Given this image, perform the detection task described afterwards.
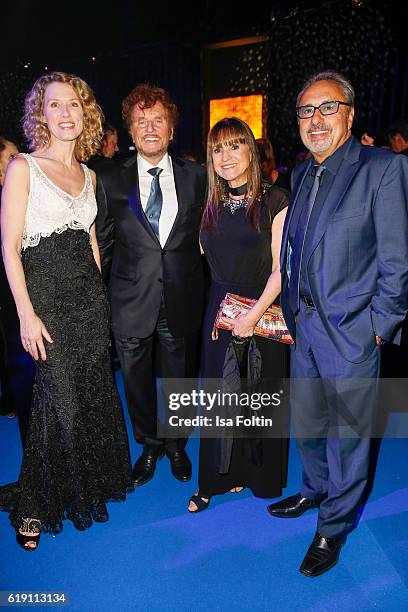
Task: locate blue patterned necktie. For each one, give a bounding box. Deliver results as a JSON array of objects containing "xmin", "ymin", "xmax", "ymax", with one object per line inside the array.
[
  {"xmin": 288, "ymin": 164, "xmax": 326, "ymax": 313},
  {"xmin": 145, "ymin": 167, "xmax": 163, "ymax": 240}
]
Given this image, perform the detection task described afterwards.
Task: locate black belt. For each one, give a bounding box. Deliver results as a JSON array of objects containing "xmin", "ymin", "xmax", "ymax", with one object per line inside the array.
[{"xmin": 300, "ymin": 295, "xmax": 315, "ymax": 308}]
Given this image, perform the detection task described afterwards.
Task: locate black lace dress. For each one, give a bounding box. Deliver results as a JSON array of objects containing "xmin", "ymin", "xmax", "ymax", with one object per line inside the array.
[
  {"xmin": 199, "ymin": 185, "xmax": 289, "ymax": 498},
  {"xmin": 0, "ymin": 155, "xmax": 133, "ymax": 534}
]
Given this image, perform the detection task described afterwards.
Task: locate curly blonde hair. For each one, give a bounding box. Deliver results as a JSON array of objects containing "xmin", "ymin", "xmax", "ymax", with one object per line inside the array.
[{"xmin": 23, "ymin": 71, "xmax": 104, "ymax": 161}]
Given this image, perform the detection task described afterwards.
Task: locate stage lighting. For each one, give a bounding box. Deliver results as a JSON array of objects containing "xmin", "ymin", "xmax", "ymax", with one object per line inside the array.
[{"xmin": 210, "ymin": 95, "xmax": 264, "ymax": 139}]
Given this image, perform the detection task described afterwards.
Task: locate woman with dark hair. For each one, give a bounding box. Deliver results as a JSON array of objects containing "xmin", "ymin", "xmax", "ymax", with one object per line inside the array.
[
  {"xmin": 188, "ymin": 118, "xmax": 289, "ymax": 512},
  {"xmin": 0, "ymin": 72, "xmax": 133, "ymax": 549},
  {"xmin": 0, "ymin": 137, "xmax": 19, "ymax": 187},
  {"xmin": 256, "ymin": 137, "xmax": 290, "ymax": 191}
]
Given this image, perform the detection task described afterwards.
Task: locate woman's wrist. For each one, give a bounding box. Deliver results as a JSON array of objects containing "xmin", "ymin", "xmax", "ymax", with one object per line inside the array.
[
  {"xmin": 17, "ymin": 303, "xmax": 35, "ymax": 320},
  {"xmin": 246, "ymin": 309, "xmax": 262, "ymax": 326}
]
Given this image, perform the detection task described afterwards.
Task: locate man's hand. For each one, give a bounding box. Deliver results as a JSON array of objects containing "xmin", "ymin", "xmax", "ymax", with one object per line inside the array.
[{"xmin": 375, "ymin": 335, "xmax": 384, "ymax": 346}]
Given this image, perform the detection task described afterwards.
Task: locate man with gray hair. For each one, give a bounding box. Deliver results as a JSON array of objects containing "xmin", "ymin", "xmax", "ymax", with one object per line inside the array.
[{"xmin": 268, "ymin": 70, "xmax": 408, "ymax": 577}]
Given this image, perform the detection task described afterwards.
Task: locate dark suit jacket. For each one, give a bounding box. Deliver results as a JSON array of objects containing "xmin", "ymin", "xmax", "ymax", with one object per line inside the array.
[
  {"xmin": 280, "ymin": 136, "xmax": 408, "ymax": 363},
  {"xmin": 95, "ymin": 155, "xmax": 206, "ymax": 338}
]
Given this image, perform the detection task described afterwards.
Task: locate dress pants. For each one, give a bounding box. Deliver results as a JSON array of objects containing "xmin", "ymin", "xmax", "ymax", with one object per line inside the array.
[
  {"xmin": 115, "ymin": 298, "xmax": 196, "ymax": 453},
  {"xmin": 290, "ymin": 300, "xmax": 380, "ymax": 538}
]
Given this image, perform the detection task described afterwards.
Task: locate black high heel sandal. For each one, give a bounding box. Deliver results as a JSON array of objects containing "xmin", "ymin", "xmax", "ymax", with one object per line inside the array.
[
  {"xmin": 16, "ymin": 518, "xmax": 41, "ymax": 551},
  {"xmin": 188, "ymin": 493, "xmax": 210, "ymax": 513}
]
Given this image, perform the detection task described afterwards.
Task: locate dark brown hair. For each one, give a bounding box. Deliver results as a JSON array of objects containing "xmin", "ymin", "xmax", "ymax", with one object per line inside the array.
[
  {"xmin": 256, "ymin": 138, "xmax": 276, "ymax": 168},
  {"xmin": 0, "ymin": 136, "xmax": 17, "ymax": 154},
  {"xmin": 122, "ymin": 84, "xmax": 178, "ymax": 131},
  {"xmin": 202, "ymin": 117, "xmax": 263, "ymax": 231}
]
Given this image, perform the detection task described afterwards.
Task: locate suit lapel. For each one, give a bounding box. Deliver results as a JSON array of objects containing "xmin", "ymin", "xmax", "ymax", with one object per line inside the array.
[
  {"xmin": 306, "ymin": 138, "xmax": 361, "ymax": 261},
  {"xmin": 163, "ymin": 157, "xmax": 186, "ymax": 248},
  {"xmin": 121, "ymin": 156, "xmax": 160, "ymax": 245},
  {"xmin": 280, "ymin": 159, "xmax": 312, "ymax": 271}
]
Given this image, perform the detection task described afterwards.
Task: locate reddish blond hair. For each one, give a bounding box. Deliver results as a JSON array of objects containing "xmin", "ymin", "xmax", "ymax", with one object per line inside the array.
[{"xmin": 122, "ymin": 83, "xmax": 178, "ymax": 131}]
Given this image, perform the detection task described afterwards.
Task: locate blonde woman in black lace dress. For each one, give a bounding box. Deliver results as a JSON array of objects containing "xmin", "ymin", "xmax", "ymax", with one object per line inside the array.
[{"xmin": 0, "ymin": 72, "xmax": 133, "ymax": 550}]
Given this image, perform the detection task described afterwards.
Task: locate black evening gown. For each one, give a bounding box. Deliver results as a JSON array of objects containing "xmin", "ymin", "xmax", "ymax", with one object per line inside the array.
[
  {"xmin": 199, "ymin": 185, "xmax": 289, "ymax": 498},
  {"xmin": 0, "ymin": 229, "xmax": 134, "ymax": 534}
]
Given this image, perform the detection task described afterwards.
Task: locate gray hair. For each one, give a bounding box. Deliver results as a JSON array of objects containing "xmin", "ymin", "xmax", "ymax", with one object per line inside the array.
[{"xmin": 296, "ymin": 70, "xmax": 355, "ymax": 107}]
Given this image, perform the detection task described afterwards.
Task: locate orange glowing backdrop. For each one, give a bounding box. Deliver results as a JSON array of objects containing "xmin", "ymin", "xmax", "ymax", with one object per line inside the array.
[{"xmin": 209, "ymin": 95, "xmax": 264, "ymax": 139}]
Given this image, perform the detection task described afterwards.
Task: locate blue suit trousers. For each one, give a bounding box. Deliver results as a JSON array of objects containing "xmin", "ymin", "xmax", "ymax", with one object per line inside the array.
[{"xmin": 290, "ymin": 300, "xmax": 380, "ymax": 538}]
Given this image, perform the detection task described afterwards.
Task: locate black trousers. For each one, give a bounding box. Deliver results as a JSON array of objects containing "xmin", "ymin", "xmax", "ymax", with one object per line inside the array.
[{"xmin": 115, "ymin": 299, "xmax": 197, "ymax": 453}]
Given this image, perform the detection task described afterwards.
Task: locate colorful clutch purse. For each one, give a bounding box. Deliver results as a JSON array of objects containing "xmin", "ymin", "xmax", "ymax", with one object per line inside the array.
[{"xmin": 213, "ymin": 293, "xmax": 294, "ymax": 344}]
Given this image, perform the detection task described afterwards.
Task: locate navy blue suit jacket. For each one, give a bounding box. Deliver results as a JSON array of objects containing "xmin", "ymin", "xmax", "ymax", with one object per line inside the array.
[{"xmin": 280, "ymin": 136, "xmax": 408, "ymax": 363}]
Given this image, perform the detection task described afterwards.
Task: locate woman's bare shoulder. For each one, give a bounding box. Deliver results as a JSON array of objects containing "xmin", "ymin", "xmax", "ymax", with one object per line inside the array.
[{"xmin": 4, "ymin": 154, "xmax": 30, "ymax": 181}]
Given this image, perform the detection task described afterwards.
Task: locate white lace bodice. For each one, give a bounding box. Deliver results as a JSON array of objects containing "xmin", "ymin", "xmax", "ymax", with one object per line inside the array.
[{"xmin": 20, "ymin": 153, "xmax": 97, "ymax": 250}]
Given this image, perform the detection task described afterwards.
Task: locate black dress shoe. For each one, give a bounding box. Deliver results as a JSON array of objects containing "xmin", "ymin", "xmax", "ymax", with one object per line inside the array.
[
  {"xmin": 267, "ymin": 493, "xmax": 321, "ymax": 518},
  {"xmin": 299, "ymin": 532, "xmax": 344, "ymax": 577},
  {"xmin": 132, "ymin": 449, "xmax": 164, "ymax": 487},
  {"xmin": 166, "ymin": 449, "xmax": 192, "ymax": 482}
]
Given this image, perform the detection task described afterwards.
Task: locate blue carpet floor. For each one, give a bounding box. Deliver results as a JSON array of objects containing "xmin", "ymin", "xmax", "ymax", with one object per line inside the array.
[{"xmin": 0, "ymin": 372, "xmax": 407, "ymax": 611}]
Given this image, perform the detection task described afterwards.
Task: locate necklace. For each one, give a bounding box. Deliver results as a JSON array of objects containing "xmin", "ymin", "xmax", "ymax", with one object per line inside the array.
[{"xmin": 222, "ymin": 196, "xmax": 251, "ymax": 214}]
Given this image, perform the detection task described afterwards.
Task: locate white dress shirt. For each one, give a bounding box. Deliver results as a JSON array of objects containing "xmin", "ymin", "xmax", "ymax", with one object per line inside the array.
[{"xmin": 137, "ymin": 153, "xmax": 178, "ymax": 247}]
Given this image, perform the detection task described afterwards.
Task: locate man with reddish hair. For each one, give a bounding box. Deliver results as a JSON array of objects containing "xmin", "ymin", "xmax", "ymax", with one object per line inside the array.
[{"xmin": 96, "ymin": 84, "xmax": 206, "ymax": 486}]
